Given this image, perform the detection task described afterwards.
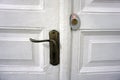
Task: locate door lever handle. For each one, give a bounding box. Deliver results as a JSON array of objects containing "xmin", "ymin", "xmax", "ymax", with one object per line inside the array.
[
  {"xmin": 30, "ymin": 38, "xmax": 50, "ymax": 43},
  {"xmin": 29, "ymin": 38, "xmax": 57, "ymax": 46},
  {"xmin": 30, "ymin": 30, "xmax": 59, "ymax": 66}
]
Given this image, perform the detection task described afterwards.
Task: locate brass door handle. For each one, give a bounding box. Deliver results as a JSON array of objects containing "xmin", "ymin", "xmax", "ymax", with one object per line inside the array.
[{"xmin": 30, "ymin": 30, "xmax": 59, "ymax": 66}]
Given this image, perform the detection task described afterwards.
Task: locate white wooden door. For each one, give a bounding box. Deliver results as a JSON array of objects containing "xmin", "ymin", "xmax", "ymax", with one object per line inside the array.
[
  {"xmin": 0, "ymin": 0, "xmax": 72, "ymax": 80},
  {"xmin": 71, "ymin": 0, "xmax": 120, "ymax": 80}
]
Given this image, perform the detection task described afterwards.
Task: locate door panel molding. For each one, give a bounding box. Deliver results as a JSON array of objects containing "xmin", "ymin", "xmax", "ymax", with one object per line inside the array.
[
  {"xmin": 0, "ymin": 29, "xmax": 51, "ymax": 72},
  {"xmin": 0, "ymin": 0, "xmax": 44, "ymax": 10},
  {"xmin": 79, "ymin": 30, "xmax": 120, "ymax": 73}
]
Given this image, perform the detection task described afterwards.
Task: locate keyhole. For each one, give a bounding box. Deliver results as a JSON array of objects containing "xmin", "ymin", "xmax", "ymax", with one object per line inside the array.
[{"xmin": 52, "ymin": 31, "xmax": 55, "ymax": 34}]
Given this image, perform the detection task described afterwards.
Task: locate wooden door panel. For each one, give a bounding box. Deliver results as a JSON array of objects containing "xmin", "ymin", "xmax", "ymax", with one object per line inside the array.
[
  {"xmin": 0, "ymin": 28, "xmax": 49, "ymax": 71},
  {"xmin": 79, "ymin": 14, "xmax": 120, "ymax": 29},
  {"xmin": 81, "ymin": 0, "xmax": 120, "ymax": 12},
  {"xmin": 80, "ymin": 31, "xmax": 120, "ymax": 73},
  {"xmin": 74, "ymin": 0, "xmax": 120, "ymax": 29},
  {"xmin": 0, "ymin": 0, "xmax": 43, "ymax": 10},
  {"xmin": 72, "ymin": 0, "xmax": 120, "ymax": 80},
  {"xmin": 0, "ymin": 28, "xmax": 59, "ymax": 80},
  {"xmin": 72, "ymin": 31, "xmax": 120, "ymax": 80},
  {"xmin": 0, "ymin": 0, "xmax": 59, "ymax": 79},
  {"xmin": 0, "ymin": 0, "xmax": 58, "ymax": 28}
]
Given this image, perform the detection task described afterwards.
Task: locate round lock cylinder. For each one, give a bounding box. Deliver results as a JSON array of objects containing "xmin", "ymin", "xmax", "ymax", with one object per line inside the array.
[{"xmin": 70, "ymin": 13, "xmax": 80, "ymax": 30}]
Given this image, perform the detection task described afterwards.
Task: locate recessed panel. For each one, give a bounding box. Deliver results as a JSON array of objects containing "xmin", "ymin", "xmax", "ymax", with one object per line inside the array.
[
  {"xmin": 0, "ymin": 41, "xmax": 32, "ymax": 60},
  {"xmin": 0, "ymin": 29, "xmax": 42, "ymax": 66},
  {"xmin": 80, "ymin": 31, "xmax": 120, "ymax": 73},
  {"xmin": 0, "ymin": 0, "xmax": 40, "ymax": 5},
  {"xmin": 0, "ymin": 29, "xmax": 49, "ymax": 72},
  {"xmin": 0, "ymin": 0, "xmax": 43, "ymax": 10},
  {"xmin": 81, "ymin": 0, "xmax": 120, "ymax": 12},
  {"xmin": 92, "ymin": 43, "xmax": 120, "ymax": 61}
]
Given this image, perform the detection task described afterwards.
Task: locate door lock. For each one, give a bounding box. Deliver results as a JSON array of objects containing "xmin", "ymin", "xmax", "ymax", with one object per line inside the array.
[
  {"xmin": 70, "ymin": 13, "xmax": 80, "ymax": 30},
  {"xmin": 30, "ymin": 30, "xmax": 60, "ymax": 66}
]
